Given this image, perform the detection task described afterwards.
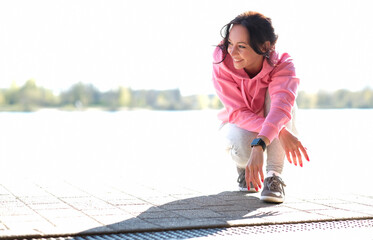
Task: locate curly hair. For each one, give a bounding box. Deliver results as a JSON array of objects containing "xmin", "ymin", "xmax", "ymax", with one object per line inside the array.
[{"xmin": 217, "ymin": 11, "xmax": 278, "ymax": 65}]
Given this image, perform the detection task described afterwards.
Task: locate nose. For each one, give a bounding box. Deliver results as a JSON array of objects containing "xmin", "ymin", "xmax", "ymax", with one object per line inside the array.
[{"xmin": 229, "ymin": 45, "xmax": 238, "ymax": 56}]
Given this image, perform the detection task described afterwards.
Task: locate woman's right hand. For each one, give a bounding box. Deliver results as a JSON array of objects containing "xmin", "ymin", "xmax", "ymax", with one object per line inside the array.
[
  {"xmin": 245, "ymin": 146, "xmax": 265, "ymax": 191},
  {"xmin": 278, "ymin": 128, "xmax": 309, "ymax": 167}
]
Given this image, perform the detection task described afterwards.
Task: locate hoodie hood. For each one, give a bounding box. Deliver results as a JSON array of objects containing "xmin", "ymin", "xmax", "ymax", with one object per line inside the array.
[{"xmin": 212, "ymin": 45, "xmax": 299, "ymax": 143}]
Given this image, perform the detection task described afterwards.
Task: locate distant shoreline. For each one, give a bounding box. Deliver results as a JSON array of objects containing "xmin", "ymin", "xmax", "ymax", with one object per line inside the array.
[{"xmin": 0, "ymin": 106, "xmax": 222, "ymax": 113}]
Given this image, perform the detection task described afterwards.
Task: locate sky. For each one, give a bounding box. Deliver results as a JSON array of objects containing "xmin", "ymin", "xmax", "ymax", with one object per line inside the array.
[{"xmin": 0, "ymin": 0, "xmax": 372, "ymax": 95}]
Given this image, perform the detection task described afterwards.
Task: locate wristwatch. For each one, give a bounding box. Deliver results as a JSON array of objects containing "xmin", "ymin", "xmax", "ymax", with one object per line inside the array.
[{"xmin": 251, "ymin": 138, "xmax": 266, "ymax": 151}]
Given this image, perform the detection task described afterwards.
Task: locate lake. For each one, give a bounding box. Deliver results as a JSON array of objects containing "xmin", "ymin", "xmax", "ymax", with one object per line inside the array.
[{"xmin": 0, "ymin": 109, "xmax": 372, "ymax": 194}]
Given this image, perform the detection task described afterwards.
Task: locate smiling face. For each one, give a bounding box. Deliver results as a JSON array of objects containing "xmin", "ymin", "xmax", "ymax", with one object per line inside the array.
[{"xmin": 227, "ymin": 24, "xmax": 265, "ymax": 77}]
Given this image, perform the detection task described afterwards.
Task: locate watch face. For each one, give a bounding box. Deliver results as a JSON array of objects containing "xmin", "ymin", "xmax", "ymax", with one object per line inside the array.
[
  {"xmin": 251, "ymin": 138, "xmax": 266, "ymax": 151},
  {"xmin": 252, "ymin": 138, "xmax": 261, "ymax": 145}
]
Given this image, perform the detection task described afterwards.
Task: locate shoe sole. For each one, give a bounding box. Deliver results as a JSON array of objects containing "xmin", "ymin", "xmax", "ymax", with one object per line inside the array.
[
  {"xmin": 260, "ymin": 196, "xmax": 284, "ymax": 203},
  {"xmin": 239, "ymin": 187, "xmax": 259, "ymax": 193}
]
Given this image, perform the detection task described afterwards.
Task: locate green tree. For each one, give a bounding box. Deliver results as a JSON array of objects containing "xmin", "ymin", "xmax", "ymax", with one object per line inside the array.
[
  {"xmin": 359, "ymin": 87, "xmax": 373, "ymax": 108},
  {"xmin": 19, "ymin": 79, "xmax": 40, "ymax": 111},
  {"xmin": 332, "ymin": 89, "xmax": 352, "ymax": 108},
  {"xmin": 145, "ymin": 90, "xmax": 159, "ymax": 109},
  {"xmin": 5, "ymin": 81, "xmax": 20, "ymax": 105},
  {"xmin": 196, "ymin": 95, "xmax": 210, "ymax": 109},
  {"xmin": 118, "ymin": 87, "xmax": 132, "ymax": 108},
  {"xmin": 131, "ymin": 90, "xmax": 147, "ymax": 109},
  {"xmin": 100, "ymin": 90, "xmax": 120, "ymax": 111},
  {"xmin": 209, "ymin": 95, "xmax": 223, "ymax": 109},
  {"xmin": 316, "ymin": 90, "xmax": 333, "ymax": 108},
  {"xmin": 155, "ymin": 93, "xmax": 170, "ymax": 110},
  {"xmin": 297, "ymin": 91, "xmax": 311, "ymax": 108},
  {"xmin": 0, "ymin": 90, "xmax": 5, "ymax": 106},
  {"xmin": 155, "ymin": 89, "xmax": 182, "ymax": 110},
  {"xmin": 39, "ymin": 88, "xmax": 60, "ymax": 107},
  {"xmin": 180, "ymin": 95, "xmax": 197, "ymax": 109},
  {"xmin": 60, "ymin": 82, "xmax": 100, "ymax": 108}
]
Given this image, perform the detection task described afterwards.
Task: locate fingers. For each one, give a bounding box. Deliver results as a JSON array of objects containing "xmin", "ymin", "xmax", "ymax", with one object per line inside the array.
[
  {"xmin": 245, "ymin": 166, "xmax": 250, "ymax": 187},
  {"xmin": 295, "ymin": 149, "xmax": 303, "ymax": 167},
  {"xmin": 299, "ymin": 144, "xmax": 310, "ymax": 161},
  {"xmin": 259, "ymin": 169, "xmax": 264, "ymax": 184},
  {"xmin": 291, "ymin": 151, "xmax": 297, "ymax": 166},
  {"xmin": 245, "ymin": 166, "xmax": 263, "ymax": 191},
  {"xmin": 250, "ymin": 168, "xmax": 261, "ymax": 191},
  {"xmin": 294, "ymin": 142, "xmax": 310, "ymax": 167},
  {"xmin": 253, "ymin": 168, "xmax": 261, "ymax": 189},
  {"xmin": 283, "ymin": 139, "xmax": 310, "ymax": 167},
  {"xmin": 285, "ymin": 151, "xmax": 292, "ymax": 164}
]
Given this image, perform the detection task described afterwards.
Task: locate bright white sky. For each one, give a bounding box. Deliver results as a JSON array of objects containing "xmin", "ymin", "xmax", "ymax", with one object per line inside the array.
[{"xmin": 0, "ymin": 0, "xmax": 372, "ymax": 95}]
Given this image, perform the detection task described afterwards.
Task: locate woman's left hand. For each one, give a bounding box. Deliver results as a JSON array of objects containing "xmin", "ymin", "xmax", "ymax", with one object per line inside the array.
[{"xmin": 279, "ymin": 128, "xmax": 309, "ymax": 167}]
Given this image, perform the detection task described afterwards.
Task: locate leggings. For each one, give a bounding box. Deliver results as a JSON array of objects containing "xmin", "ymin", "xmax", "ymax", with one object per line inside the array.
[{"xmin": 219, "ymin": 92, "xmax": 297, "ymax": 174}]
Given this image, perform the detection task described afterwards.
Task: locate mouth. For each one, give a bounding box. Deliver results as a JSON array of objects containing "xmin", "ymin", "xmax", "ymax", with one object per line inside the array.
[{"xmin": 233, "ymin": 59, "xmax": 244, "ymax": 63}]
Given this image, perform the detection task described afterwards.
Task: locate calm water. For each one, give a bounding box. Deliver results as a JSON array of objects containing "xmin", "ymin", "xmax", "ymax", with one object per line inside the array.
[{"xmin": 0, "ymin": 109, "xmax": 372, "ymax": 192}]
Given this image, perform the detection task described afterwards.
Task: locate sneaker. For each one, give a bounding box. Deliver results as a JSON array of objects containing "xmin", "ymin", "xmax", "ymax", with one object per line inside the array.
[
  {"xmin": 237, "ymin": 168, "xmax": 258, "ymax": 193},
  {"xmin": 260, "ymin": 175, "xmax": 286, "ymax": 203}
]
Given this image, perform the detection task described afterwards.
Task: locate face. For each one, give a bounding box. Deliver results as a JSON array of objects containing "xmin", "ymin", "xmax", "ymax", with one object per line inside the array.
[{"xmin": 227, "ymin": 24, "xmax": 264, "ymax": 75}]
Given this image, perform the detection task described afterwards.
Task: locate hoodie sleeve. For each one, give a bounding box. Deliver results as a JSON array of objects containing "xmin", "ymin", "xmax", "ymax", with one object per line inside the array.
[
  {"xmin": 212, "ymin": 51, "xmax": 265, "ymax": 133},
  {"xmin": 258, "ymin": 55, "xmax": 299, "ymax": 143}
]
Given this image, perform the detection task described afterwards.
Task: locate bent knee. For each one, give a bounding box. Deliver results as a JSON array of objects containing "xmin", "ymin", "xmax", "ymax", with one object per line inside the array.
[{"xmin": 226, "ymin": 143, "xmax": 249, "ymax": 169}]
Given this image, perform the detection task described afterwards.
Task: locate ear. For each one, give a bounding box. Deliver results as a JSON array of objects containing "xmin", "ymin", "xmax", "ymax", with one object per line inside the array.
[{"xmin": 261, "ymin": 41, "xmax": 271, "ymax": 52}]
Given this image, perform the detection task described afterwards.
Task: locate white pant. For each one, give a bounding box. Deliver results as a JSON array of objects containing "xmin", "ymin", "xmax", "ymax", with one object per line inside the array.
[{"xmin": 219, "ymin": 93, "xmax": 297, "ymax": 174}]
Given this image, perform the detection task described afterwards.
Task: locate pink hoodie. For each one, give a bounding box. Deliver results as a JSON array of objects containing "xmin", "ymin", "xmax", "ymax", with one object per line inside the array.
[{"xmin": 212, "ymin": 46, "xmax": 299, "ymax": 143}]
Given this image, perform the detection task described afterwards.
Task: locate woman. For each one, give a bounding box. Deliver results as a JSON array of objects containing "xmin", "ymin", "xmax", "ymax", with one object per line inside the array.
[{"xmin": 212, "ymin": 11, "xmax": 309, "ymax": 203}]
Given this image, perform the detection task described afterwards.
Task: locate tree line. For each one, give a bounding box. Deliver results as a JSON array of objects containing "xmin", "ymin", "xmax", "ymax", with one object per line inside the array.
[
  {"xmin": 296, "ymin": 88, "xmax": 373, "ymax": 109},
  {"xmin": 0, "ymin": 79, "xmax": 372, "ymax": 111},
  {"xmin": 0, "ymin": 79, "xmax": 223, "ymax": 111}
]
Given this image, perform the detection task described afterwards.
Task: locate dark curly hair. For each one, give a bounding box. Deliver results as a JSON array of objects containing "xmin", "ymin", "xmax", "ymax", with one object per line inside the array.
[{"xmin": 217, "ymin": 11, "xmax": 278, "ymax": 65}]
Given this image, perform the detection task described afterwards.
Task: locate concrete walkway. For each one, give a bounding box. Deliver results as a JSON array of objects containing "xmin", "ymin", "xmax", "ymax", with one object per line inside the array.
[
  {"xmin": 1, "ymin": 110, "xmax": 373, "ymax": 238},
  {"xmin": 1, "ymin": 175, "xmax": 372, "ymax": 239}
]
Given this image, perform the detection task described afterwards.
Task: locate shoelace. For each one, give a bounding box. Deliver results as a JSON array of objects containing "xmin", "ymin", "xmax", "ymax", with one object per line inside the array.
[
  {"xmin": 237, "ymin": 170, "xmax": 246, "ymax": 185},
  {"xmin": 267, "ymin": 176, "xmax": 287, "ymax": 195}
]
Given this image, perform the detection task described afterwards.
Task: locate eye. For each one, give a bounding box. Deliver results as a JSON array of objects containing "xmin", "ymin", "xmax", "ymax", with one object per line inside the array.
[
  {"xmin": 238, "ymin": 45, "xmax": 246, "ymax": 49},
  {"xmin": 227, "ymin": 41, "xmax": 232, "ymax": 45}
]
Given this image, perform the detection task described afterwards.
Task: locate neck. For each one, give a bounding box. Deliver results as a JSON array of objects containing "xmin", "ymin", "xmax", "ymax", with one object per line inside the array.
[{"xmin": 244, "ymin": 57, "xmax": 264, "ymax": 78}]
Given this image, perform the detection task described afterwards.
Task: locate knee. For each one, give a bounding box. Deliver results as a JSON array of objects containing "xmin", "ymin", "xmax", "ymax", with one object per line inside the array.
[
  {"xmin": 220, "ymin": 123, "xmax": 256, "ymax": 168},
  {"xmin": 226, "ymin": 143, "xmax": 249, "ymax": 169}
]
